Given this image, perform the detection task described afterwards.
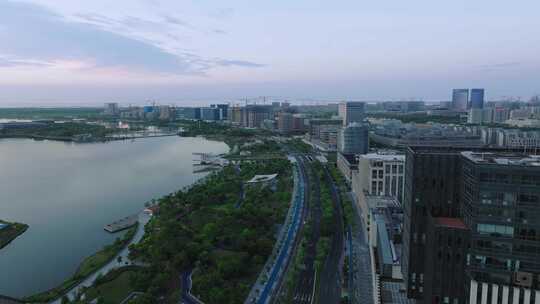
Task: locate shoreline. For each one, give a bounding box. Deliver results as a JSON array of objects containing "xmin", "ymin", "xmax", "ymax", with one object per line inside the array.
[
  {"xmin": 0, "ymin": 133, "xmax": 179, "ymax": 143},
  {"xmin": 0, "ymin": 131, "xmax": 231, "ymax": 301},
  {"xmin": 0, "ymin": 221, "xmax": 29, "ymax": 251},
  {"xmin": 21, "ymin": 221, "xmax": 141, "ymax": 303}
]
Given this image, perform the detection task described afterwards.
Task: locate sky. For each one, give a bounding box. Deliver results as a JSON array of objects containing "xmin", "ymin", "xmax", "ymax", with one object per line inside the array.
[{"xmin": 0, "ymin": 0, "xmax": 539, "ymax": 106}]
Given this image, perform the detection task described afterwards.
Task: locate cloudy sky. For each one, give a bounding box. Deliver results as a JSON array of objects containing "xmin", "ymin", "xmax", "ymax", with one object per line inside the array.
[{"xmin": 0, "ymin": 0, "xmax": 539, "ymax": 105}]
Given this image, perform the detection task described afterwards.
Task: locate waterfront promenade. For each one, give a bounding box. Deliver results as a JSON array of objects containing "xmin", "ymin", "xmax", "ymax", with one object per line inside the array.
[{"xmin": 50, "ymin": 212, "xmax": 151, "ymax": 303}]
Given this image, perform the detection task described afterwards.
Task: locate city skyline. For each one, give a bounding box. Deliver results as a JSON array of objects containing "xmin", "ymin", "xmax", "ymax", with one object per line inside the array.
[{"xmin": 1, "ymin": 0, "xmax": 540, "ymax": 105}]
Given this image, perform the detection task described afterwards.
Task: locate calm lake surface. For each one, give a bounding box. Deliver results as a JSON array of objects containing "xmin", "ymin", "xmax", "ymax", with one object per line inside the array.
[{"xmin": 0, "ymin": 136, "xmax": 228, "ymax": 298}]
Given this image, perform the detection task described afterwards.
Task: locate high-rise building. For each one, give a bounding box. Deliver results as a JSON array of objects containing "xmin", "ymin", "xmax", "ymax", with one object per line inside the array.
[
  {"xmin": 244, "ymin": 105, "xmax": 272, "ymax": 128},
  {"xmin": 339, "ymin": 101, "xmax": 365, "ymax": 126},
  {"xmin": 277, "ymin": 112, "xmax": 294, "ymax": 134},
  {"xmin": 470, "ymin": 89, "xmax": 485, "ymax": 109},
  {"xmin": 104, "ymin": 103, "xmax": 119, "ymax": 116},
  {"xmin": 402, "ymin": 147, "xmax": 471, "ymax": 302},
  {"xmin": 460, "ymin": 152, "xmax": 540, "ymax": 304},
  {"xmin": 452, "ymin": 89, "xmax": 469, "ymax": 111},
  {"xmin": 228, "ymin": 106, "xmax": 244, "ymax": 125},
  {"xmin": 337, "ymin": 122, "xmax": 369, "ymax": 154},
  {"xmin": 402, "ymin": 146, "xmax": 540, "ymax": 304},
  {"xmin": 211, "ymin": 104, "xmax": 229, "ymax": 120}
]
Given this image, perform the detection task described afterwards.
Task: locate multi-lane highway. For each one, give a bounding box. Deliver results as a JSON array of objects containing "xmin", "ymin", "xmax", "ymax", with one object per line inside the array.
[
  {"xmin": 291, "ymin": 155, "xmax": 321, "ymax": 304},
  {"xmin": 245, "ymin": 155, "xmax": 307, "ymax": 304}
]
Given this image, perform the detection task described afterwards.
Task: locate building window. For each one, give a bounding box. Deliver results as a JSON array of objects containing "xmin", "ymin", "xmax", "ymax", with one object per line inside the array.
[
  {"xmin": 399, "ymin": 165, "xmax": 404, "ymax": 173},
  {"xmin": 477, "ymin": 223, "xmax": 514, "ymax": 237},
  {"xmin": 372, "ymin": 170, "xmax": 377, "ymax": 179},
  {"xmin": 392, "ymin": 164, "xmax": 397, "ymax": 174},
  {"xmin": 378, "ymin": 170, "xmax": 384, "ymax": 178},
  {"xmin": 385, "ymin": 165, "xmax": 390, "ymax": 174}
]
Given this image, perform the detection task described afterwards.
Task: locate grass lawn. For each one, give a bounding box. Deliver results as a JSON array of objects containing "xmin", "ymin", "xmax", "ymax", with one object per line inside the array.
[{"xmin": 84, "ymin": 270, "xmax": 136, "ymax": 304}]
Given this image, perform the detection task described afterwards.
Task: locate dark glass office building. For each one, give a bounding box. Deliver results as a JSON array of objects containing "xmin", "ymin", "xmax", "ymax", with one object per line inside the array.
[
  {"xmin": 469, "ymin": 89, "xmax": 485, "ymax": 109},
  {"xmin": 402, "ymin": 146, "xmax": 540, "ymax": 304}
]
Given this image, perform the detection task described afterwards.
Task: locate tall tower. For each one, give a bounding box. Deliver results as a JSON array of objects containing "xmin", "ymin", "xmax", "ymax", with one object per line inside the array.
[
  {"xmin": 338, "ymin": 101, "xmax": 365, "ymax": 126},
  {"xmin": 470, "ymin": 88, "xmax": 485, "ymax": 109},
  {"xmin": 452, "ymin": 89, "xmax": 469, "ymax": 111}
]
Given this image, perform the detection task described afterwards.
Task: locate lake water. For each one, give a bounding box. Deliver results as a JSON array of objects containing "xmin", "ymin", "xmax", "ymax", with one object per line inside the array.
[{"xmin": 0, "ymin": 136, "xmax": 228, "ymax": 298}]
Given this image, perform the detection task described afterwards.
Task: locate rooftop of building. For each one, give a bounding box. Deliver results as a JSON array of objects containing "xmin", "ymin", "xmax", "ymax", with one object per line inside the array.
[
  {"xmin": 433, "ymin": 217, "xmax": 468, "ymax": 230},
  {"xmin": 375, "ymin": 214, "xmax": 395, "ymax": 265},
  {"xmin": 338, "ymin": 152, "xmax": 359, "ymax": 165},
  {"xmin": 461, "ymin": 151, "xmax": 540, "ymax": 166},
  {"xmin": 246, "ymin": 173, "xmax": 278, "ymax": 183},
  {"xmin": 308, "ymin": 118, "xmax": 343, "ymax": 125},
  {"xmin": 359, "ymin": 151, "xmax": 405, "ymax": 161},
  {"xmin": 364, "ymin": 193, "xmax": 401, "ymax": 209}
]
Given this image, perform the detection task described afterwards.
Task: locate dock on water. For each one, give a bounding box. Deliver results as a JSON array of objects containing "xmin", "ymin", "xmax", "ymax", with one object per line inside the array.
[{"xmin": 104, "ymin": 214, "xmax": 138, "ymax": 233}]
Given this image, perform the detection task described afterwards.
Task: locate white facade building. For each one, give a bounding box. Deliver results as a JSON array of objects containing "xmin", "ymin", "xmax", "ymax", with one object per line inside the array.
[{"xmin": 352, "ymin": 152, "xmax": 405, "ymax": 203}]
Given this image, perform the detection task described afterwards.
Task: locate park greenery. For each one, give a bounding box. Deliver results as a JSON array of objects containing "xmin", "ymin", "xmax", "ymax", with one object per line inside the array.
[
  {"xmin": 69, "ymin": 266, "xmax": 144, "ymax": 304},
  {"xmin": 328, "ymin": 165, "xmax": 356, "ymax": 229},
  {"xmin": 0, "ymin": 220, "xmax": 28, "ymax": 250},
  {"xmin": 122, "ymin": 155, "xmax": 293, "ymax": 303},
  {"xmin": 177, "ymin": 119, "xmax": 272, "ymax": 148},
  {"xmin": 0, "ymin": 122, "xmax": 114, "ymax": 141},
  {"xmin": 24, "ymin": 224, "xmax": 138, "ymax": 303},
  {"xmin": 0, "ymin": 107, "xmax": 103, "ymax": 120}
]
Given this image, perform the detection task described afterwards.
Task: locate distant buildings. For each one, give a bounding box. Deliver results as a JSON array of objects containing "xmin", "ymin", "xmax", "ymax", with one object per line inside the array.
[
  {"xmin": 103, "ymin": 103, "xmax": 119, "ymax": 116},
  {"xmin": 0, "ymin": 121, "xmax": 48, "ymax": 130},
  {"xmin": 339, "ymin": 101, "xmax": 365, "ymax": 126},
  {"xmin": 468, "ymin": 106, "xmax": 510, "ymax": 124},
  {"xmin": 338, "ymin": 122, "xmax": 369, "ymax": 155},
  {"xmin": 382, "ymin": 101, "xmax": 425, "ymax": 113},
  {"xmin": 120, "ymin": 105, "xmax": 175, "ymax": 121},
  {"xmin": 307, "ymin": 119, "xmax": 343, "ymax": 151},
  {"xmin": 452, "ymin": 89, "xmax": 469, "ymax": 111},
  {"xmin": 211, "ymin": 104, "xmax": 229, "ymax": 120},
  {"xmin": 244, "ymin": 105, "xmax": 273, "ymax": 128},
  {"xmin": 453, "ymin": 88, "xmax": 486, "ymax": 112},
  {"xmin": 370, "ymin": 119, "xmax": 483, "ymax": 147},
  {"xmin": 277, "ymin": 112, "xmax": 307, "ymax": 134},
  {"xmin": 470, "ymin": 88, "xmax": 485, "ymax": 109}
]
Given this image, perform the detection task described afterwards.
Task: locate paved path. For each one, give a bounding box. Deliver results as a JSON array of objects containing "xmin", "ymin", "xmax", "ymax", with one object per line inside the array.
[
  {"xmin": 180, "ymin": 270, "xmax": 204, "ymax": 304},
  {"xmin": 245, "ymin": 155, "xmax": 307, "ymax": 304},
  {"xmin": 50, "ymin": 212, "xmax": 151, "ymax": 303},
  {"xmin": 292, "ymin": 155, "xmax": 320, "ymax": 304}
]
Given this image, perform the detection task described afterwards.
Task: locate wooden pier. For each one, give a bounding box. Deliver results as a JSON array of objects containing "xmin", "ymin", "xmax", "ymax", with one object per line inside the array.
[{"xmin": 104, "ymin": 214, "xmax": 138, "ymax": 233}]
